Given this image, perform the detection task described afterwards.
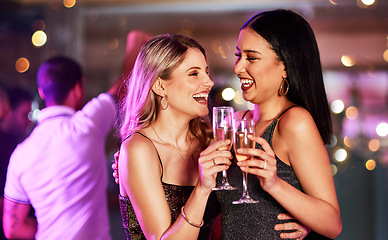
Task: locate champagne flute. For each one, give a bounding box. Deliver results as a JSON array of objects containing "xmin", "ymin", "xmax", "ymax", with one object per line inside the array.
[
  {"xmin": 232, "ymin": 118, "xmax": 259, "ymax": 204},
  {"xmin": 212, "ymin": 106, "xmax": 237, "ymax": 191}
]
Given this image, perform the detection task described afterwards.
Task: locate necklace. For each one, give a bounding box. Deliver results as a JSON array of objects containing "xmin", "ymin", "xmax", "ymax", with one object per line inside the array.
[{"xmin": 151, "ymin": 125, "xmax": 192, "ymax": 160}]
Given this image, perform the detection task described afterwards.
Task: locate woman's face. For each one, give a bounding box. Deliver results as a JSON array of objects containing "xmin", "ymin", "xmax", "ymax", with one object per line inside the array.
[
  {"xmin": 164, "ymin": 47, "xmax": 214, "ymax": 118},
  {"xmin": 234, "ymin": 28, "xmax": 286, "ymax": 105}
]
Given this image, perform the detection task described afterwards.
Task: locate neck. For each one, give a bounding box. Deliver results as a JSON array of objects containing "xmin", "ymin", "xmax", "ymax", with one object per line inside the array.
[
  {"xmin": 152, "ymin": 112, "xmax": 192, "ymax": 147},
  {"xmin": 255, "ymin": 98, "xmax": 293, "ymax": 122}
]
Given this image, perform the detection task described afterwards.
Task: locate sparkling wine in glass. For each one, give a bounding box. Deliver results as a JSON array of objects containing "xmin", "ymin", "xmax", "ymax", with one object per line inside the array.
[
  {"xmin": 232, "ymin": 118, "xmax": 259, "ymax": 204},
  {"xmin": 212, "ymin": 106, "xmax": 237, "ymax": 191}
]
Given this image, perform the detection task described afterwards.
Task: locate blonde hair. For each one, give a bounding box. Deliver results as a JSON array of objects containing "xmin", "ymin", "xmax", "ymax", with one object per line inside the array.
[{"xmin": 118, "ymin": 34, "xmax": 212, "ymax": 151}]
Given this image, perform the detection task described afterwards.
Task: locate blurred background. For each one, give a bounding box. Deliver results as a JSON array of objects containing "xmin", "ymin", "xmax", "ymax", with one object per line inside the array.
[{"xmin": 1, "ymin": 0, "xmax": 387, "ymax": 239}]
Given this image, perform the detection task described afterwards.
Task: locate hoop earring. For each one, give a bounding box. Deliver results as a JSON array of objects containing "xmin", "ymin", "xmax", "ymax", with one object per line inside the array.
[
  {"xmin": 160, "ymin": 95, "xmax": 169, "ymax": 110},
  {"xmin": 278, "ymin": 77, "xmax": 289, "ymax": 96}
]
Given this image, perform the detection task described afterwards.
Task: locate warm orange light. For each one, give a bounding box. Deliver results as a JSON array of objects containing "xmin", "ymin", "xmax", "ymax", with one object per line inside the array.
[
  {"xmin": 15, "ymin": 57, "xmax": 30, "ymax": 73},
  {"xmin": 365, "ymin": 159, "xmax": 376, "ymax": 171},
  {"xmin": 32, "ymin": 30, "xmax": 47, "ymax": 47},
  {"xmin": 343, "ymin": 136, "xmax": 354, "ymax": 148},
  {"xmin": 346, "ymin": 106, "xmax": 358, "ymax": 120},
  {"xmin": 368, "ymin": 139, "xmax": 380, "ymax": 152},
  {"xmin": 64, "ymin": 0, "xmax": 76, "ymax": 8},
  {"xmin": 341, "ymin": 55, "xmax": 356, "ymax": 67}
]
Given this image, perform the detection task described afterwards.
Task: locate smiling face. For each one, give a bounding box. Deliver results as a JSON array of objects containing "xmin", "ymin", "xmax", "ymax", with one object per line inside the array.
[
  {"xmin": 234, "ymin": 28, "xmax": 287, "ymax": 105},
  {"xmin": 161, "ymin": 47, "xmax": 214, "ymax": 118}
]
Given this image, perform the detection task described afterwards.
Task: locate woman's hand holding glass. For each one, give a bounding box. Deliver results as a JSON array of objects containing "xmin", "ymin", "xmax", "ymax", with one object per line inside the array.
[
  {"xmin": 212, "ymin": 106, "xmax": 237, "ymax": 190},
  {"xmin": 197, "ymin": 140, "xmax": 233, "ymax": 192},
  {"xmin": 235, "ymin": 135, "xmax": 279, "ymax": 193}
]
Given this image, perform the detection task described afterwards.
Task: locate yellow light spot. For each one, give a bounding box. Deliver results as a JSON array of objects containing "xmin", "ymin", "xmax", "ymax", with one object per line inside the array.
[
  {"xmin": 368, "ymin": 139, "xmax": 380, "ymax": 152},
  {"xmin": 341, "ymin": 55, "xmax": 356, "ymax": 67},
  {"xmin": 31, "ymin": 30, "xmax": 47, "ymax": 47},
  {"xmin": 343, "ymin": 136, "xmax": 353, "ymax": 148},
  {"xmin": 383, "ymin": 49, "xmax": 388, "ymax": 63},
  {"xmin": 365, "ymin": 159, "xmax": 376, "ymax": 171},
  {"xmin": 15, "ymin": 57, "xmax": 30, "ymax": 73},
  {"xmin": 63, "ymin": 0, "xmax": 76, "ymax": 8},
  {"xmin": 345, "ymin": 106, "xmax": 358, "ymax": 120}
]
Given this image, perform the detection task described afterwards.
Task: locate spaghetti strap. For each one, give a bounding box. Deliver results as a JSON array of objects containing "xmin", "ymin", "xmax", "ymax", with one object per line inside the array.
[
  {"xmin": 127, "ymin": 132, "xmax": 165, "ymax": 181},
  {"xmin": 276, "ymin": 105, "xmax": 298, "ymax": 120},
  {"xmin": 241, "ymin": 110, "xmax": 250, "ymax": 119}
]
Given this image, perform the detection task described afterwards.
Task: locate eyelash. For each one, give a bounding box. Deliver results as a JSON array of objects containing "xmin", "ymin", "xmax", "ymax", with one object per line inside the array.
[
  {"xmin": 235, "ymin": 53, "xmax": 256, "ymax": 62},
  {"xmin": 189, "ymin": 71, "xmax": 199, "ymax": 76}
]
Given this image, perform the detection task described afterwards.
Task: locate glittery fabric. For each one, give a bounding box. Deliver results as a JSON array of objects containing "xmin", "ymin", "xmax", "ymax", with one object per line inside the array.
[
  {"xmin": 119, "ymin": 182, "xmax": 219, "ymax": 240},
  {"xmin": 216, "ymin": 118, "xmax": 331, "ymax": 240}
]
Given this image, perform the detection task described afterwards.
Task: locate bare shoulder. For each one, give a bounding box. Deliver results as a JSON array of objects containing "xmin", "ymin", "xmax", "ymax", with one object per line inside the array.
[
  {"xmin": 277, "ymin": 106, "xmax": 319, "ymax": 138},
  {"xmin": 120, "ymin": 132, "xmax": 160, "ymax": 166}
]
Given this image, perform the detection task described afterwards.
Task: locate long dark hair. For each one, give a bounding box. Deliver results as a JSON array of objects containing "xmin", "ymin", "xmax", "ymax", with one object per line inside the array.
[{"xmin": 243, "ymin": 9, "xmax": 332, "ymax": 144}]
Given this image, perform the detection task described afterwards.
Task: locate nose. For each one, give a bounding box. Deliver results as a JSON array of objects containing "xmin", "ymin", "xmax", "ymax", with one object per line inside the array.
[
  {"xmin": 234, "ymin": 58, "xmax": 245, "ymax": 75},
  {"xmin": 202, "ymin": 75, "xmax": 214, "ymax": 88}
]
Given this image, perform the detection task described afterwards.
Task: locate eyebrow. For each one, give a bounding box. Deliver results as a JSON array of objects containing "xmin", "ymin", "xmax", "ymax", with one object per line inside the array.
[
  {"xmin": 185, "ymin": 66, "xmax": 209, "ymax": 73},
  {"xmin": 236, "ymin": 46, "xmax": 261, "ymax": 55}
]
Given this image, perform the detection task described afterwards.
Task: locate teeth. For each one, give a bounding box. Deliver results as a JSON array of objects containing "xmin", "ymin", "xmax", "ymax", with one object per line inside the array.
[
  {"xmin": 241, "ymin": 79, "xmax": 254, "ymax": 84},
  {"xmin": 193, "ymin": 93, "xmax": 208, "ymax": 98}
]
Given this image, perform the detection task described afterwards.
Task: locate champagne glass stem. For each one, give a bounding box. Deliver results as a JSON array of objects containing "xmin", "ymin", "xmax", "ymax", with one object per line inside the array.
[{"xmin": 242, "ymin": 171, "xmax": 249, "ymax": 199}]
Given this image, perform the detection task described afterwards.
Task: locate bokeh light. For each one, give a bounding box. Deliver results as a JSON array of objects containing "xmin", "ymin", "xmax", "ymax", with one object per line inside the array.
[
  {"xmin": 345, "ymin": 106, "xmax": 358, "ymax": 120},
  {"xmin": 32, "ymin": 30, "xmax": 47, "ymax": 47},
  {"xmin": 64, "ymin": 0, "xmax": 76, "ymax": 8},
  {"xmin": 343, "ymin": 136, "xmax": 354, "ymax": 148},
  {"xmin": 15, "ymin": 57, "xmax": 30, "ymax": 73},
  {"xmin": 331, "ymin": 99, "xmax": 345, "ymax": 114},
  {"xmin": 368, "ymin": 139, "xmax": 380, "ymax": 152},
  {"xmin": 32, "ymin": 19, "xmax": 45, "ymax": 31},
  {"xmin": 365, "ymin": 159, "xmax": 376, "ymax": 171},
  {"xmin": 383, "ymin": 49, "xmax": 388, "ymax": 63},
  {"xmin": 108, "ymin": 38, "xmax": 119, "ymax": 50},
  {"xmin": 233, "ymin": 90, "xmax": 245, "ymax": 105},
  {"xmin": 341, "ymin": 55, "xmax": 356, "ymax": 67},
  {"xmin": 328, "ymin": 135, "xmax": 337, "ymax": 148},
  {"xmin": 376, "ymin": 122, "xmax": 388, "ymax": 137},
  {"xmin": 361, "ymin": 0, "xmax": 375, "ymax": 6},
  {"xmin": 331, "ymin": 164, "xmax": 338, "ymax": 176},
  {"xmin": 329, "ymin": 0, "xmax": 338, "ymax": 5},
  {"xmin": 221, "ymin": 87, "xmax": 235, "ymax": 101},
  {"xmin": 334, "ymin": 148, "xmax": 347, "ymax": 162}
]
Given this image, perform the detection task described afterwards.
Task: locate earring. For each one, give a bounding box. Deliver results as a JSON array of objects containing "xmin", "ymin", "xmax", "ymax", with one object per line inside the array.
[
  {"xmin": 160, "ymin": 95, "xmax": 169, "ymax": 110},
  {"xmin": 278, "ymin": 77, "xmax": 289, "ymax": 96}
]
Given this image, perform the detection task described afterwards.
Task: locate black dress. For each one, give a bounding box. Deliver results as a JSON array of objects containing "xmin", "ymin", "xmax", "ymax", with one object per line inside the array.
[
  {"xmin": 215, "ymin": 109, "xmax": 331, "ymax": 240},
  {"xmin": 119, "ymin": 133, "xmax": 219, "ymax": 240}
]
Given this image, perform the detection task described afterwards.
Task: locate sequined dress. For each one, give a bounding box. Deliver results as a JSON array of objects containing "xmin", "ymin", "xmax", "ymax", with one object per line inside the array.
[
  {"xmin": 119, "ymin": 133, "xmax": 219, "ymax": 240},
  {"xmin": 215, "ymin": 109, "xmax": 331, "ymax": 240}
]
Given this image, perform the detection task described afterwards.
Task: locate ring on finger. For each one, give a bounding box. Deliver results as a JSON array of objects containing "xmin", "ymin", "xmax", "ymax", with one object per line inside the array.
[
  {"xmin": 263, "ymin": 160, "xmax": 267, "ymax": 170},
  {"xmin": 298, "ymin": 230, "xmax": 303, "ymax": 239},
  {"xmin": 213, "ymin": 159, "xmax": 217, "ymax": 166}
]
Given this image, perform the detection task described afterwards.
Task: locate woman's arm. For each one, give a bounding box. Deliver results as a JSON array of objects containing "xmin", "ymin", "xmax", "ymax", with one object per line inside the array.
[
  {"xmin": 237, "ymin": 107, "xmax": 341, "ymax": 238},
  {"xmin": 119, "ymin": 134, "xmax": 232, "ymax": 240}
]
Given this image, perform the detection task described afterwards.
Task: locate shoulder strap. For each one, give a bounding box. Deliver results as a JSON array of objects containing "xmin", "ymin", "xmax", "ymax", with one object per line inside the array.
[
  {"xmin": 276, "ymin": 105, "xmax": 297, "ymax": 120},
  {"xmin": 132, "ymin": 132, "xmax": 164, "ymax": 181},
  {"xmin": 242, "ymin": 110, "xmax": 250, "ymax": 119}
]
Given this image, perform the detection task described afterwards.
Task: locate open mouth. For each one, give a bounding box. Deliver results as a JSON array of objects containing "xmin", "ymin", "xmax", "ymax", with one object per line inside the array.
[
  {"xmin": 240, "ymin": 79, "xmax": 254, "ymax": 91},
  {"xmin": 193, "ymin": 92, "xmax": 209, "ymax": 104}
]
